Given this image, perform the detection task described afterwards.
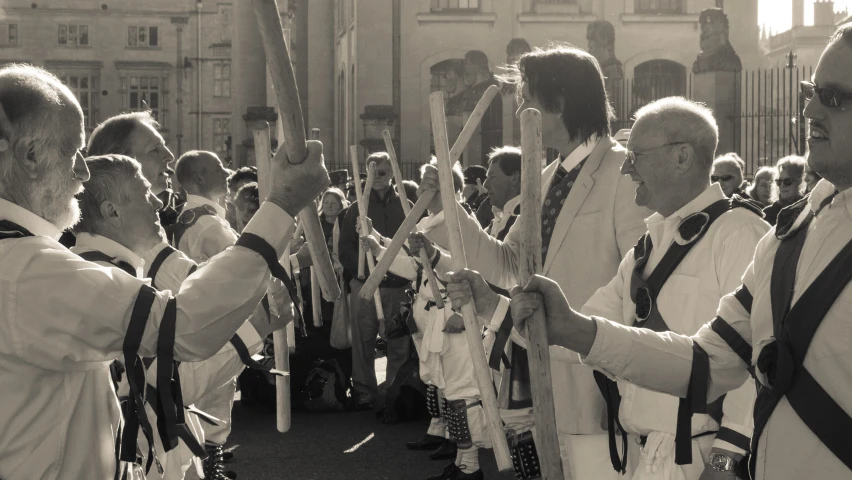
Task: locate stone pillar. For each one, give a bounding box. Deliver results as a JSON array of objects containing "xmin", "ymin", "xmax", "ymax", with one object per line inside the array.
[
  {"xmin": 231, "ymin": 0, "xmax": 267, "ymax": 167},
  {"xmin": 693, "ymin": 71, "xmax": 739, "ymax": 155}
]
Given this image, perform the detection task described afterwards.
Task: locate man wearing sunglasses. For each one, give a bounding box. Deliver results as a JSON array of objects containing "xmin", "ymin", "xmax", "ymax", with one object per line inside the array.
[
  {"xmin": 338, "ymin": 151, "xmax": 413, "ymax": 411},
  {"xmin": 711, "ymin": 153, "xmax": 748, "ymax": 199},
  {"xmin": 501, "ymin": 23, "xmax": 852, "ymax": 480},
  {"xmin": 761, "ymin": 155, "xmax": 807, "ymax": 226}
]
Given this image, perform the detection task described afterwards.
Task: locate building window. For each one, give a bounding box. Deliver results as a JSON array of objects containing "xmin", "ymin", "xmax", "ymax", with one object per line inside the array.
[
  {"xmin": 0, "ymin": 24, "xmax": 18, "ymax": 46},
  {"xmin": 630, "ymin": 60, "xmax": 686, "ymax": 115},
  {"xmin": 431, "ymin": 0, "xmax": 480, "ymax": 12},
  {"xmin": 213, "ymin": 117, "xmax": 231, "ymax": 162},
  {"xmin": 213, "ymin": 62, "xmax": 231, "ymax": 97},
  {"xmin": 55, "ymin": 72, "xmax": 99, "ymax": 128},
  {"xmin": 127, "ymin": 26, "xmax": 159, "ymax": 47},
  {"xmin": 634, "ymin": 0, "xmax": 683, "ymax": 14},
  {"xmin": 120, "ymin": 74, "xmax": 169, "ymax": 127},
  {"xmin": 58, "ymin": 25, "xmax": 89, "ymax": 46}
]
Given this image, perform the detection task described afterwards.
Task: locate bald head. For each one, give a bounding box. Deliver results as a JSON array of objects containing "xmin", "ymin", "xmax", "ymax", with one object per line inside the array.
[
  {"xmin": 0, "ymin": 64, "xmax": 89, "ymax": 230},
  {"xmin": 633, "ymin": 97, "xmax": 719, "ymax": 171},
  {"xmin": 174, "ymin": 150, "xmax": 229, "ymax": 200}
]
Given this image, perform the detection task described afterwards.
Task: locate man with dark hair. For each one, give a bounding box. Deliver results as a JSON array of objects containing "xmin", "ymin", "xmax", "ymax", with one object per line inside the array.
[
  {"xmin": 0, "ymin": 63, "xmax": 326, "ymax": 479},
  {"xmin": 225, "ymin": 166, "xmax": 259, "ymax": 229},
  {"xmin": 483, "ymin": 147, "xmax": 521, "ymax": 240},
  {"xmin": 462, "ymin": 164, "xmax": 490, "ymax": 226},
  {"xmin": 338, "ymin": 151, "xmax": 413, "ymax": 410},
  {"xmin": 494, "ymin": 24, "xmax": 852, "ymax": 480},
  {"xmin": 419, "ymin": 44, "xmax": 650, "ymax": 479}
]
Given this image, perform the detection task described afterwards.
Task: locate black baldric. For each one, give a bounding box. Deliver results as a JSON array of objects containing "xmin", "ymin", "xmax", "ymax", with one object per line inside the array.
[
  {"xmin": 171, "ymin": 205, "xmax": 217, "ymax": 248},
  {"xmin": 749, "ymin": 193, "xmax": 852, "ymax": 476}
]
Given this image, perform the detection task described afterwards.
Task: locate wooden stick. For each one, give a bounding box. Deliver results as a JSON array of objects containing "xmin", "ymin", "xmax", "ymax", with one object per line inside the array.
[
  {"xmin": 518, "ymin": 109, "xmax": 564, "ymax": 479},
  {"xmin": 351, "ymin": 147, "xmax": 386, "ymax": 321},
  {"xmin": 358, "ymin": 87, "xmax": 499, "ymax": 300},
  {"xmin": 309, "ymin": 128, "xmax": 323, "ymax": 328},
  {"xmin": 429, "ymin": 91, "xmax": 512, "ymax": 471},
  {"xmin": 381, "ymin": 131, "xmax": 444, "ymax": 306},
  {"xmin": 252, "ymin": 0, "xmax": 340, "ymax": 303},
  {"xmin": 251, "ymin": 121, "xmax": 291, "ymax": 433}
]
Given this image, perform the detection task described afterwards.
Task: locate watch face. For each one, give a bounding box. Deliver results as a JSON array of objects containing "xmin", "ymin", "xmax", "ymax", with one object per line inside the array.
[{"xmin": 711, "ymin": 454, "xmax": 733, "ymax": 471}]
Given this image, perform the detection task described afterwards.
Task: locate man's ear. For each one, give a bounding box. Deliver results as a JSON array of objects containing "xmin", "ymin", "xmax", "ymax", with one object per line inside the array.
[
  {"xmin": 510, "ymin": 171, "xmax": 521, "ymax": 189},
  {"xmin": 14, "ymin": 141, "xmax": 39, "ymax": 180},
  {"xmin": 99, "ymin": 200, "xmax": 121, "ymax": 226},
  {"xmin": 674, "ymin": 144, "xmax": 695, "ymax": 174}
]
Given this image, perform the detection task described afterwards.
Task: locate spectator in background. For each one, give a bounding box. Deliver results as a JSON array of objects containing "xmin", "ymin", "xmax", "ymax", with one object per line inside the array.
[
  {"xmin": 225, "ymin": 166, "xmax": 258, "ymax": 229},
  {"xmin": 462, "ymin": 165, "xmax": 492, "ymax": 226},
  {"xmin": 762, "ymin": 155, "xmax": 807, "ymax": 226},
  {"xmin": 804, "ymin": 162, "xmax": 822, "ymax": 193},
  {"xmin": 320, "ymin": 187, "xmax": 349, "ymax": 275},
  {"xmin": 746, "ymin": 166, "xmax": 778, "ymax": 207},
  {"xmin": 329, "ymin": 169, "xmax": 351, "ymax": 193},
  {"xmin": 232, "ymin": 182, "xmax": 260, "ymax": 232},
  {"xmin": 402, "ymin": 179, "xmax": 420, "ymax": 204},
  {"xmin": 711, "ymin": 152, "xmax": 748, "ymax": 198}
]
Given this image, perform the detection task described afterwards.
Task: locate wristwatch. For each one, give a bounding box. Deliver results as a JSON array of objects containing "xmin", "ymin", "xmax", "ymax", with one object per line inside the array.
[{"xmin": 709, "ymin": 452, "xmax": 738, "ymax": 472}]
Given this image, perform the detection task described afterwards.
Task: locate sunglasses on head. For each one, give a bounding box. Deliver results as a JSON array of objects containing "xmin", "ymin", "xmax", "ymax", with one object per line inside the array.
[
  {"xmin": 775, "ymin": 177, "xmax": 795, "ymax": 187},
  {"xmin": 801, "ymin": 81, "xmax": 852, "ymax": 108},
  {"xmin": 711, "ymin": 174, "xmax": 734, "ymax": 183}
]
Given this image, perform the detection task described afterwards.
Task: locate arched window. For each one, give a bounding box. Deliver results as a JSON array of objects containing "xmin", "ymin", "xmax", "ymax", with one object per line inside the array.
[{"xmin": 631, "ymin": 60, "xmax": 686, "ymax": 114}]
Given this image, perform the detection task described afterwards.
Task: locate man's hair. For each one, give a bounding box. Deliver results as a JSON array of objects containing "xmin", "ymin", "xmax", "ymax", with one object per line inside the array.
[
  {"xmin": 174, "ymin": 150, "xmax": 216, "ymax": 187},
  {"xmin": 402, "ymin": 179, "xmax": 419, "ymax": 202},
  {"xmin": 831, "ymin": 22, "xmax": 852, "ymax": 47},
  {"xmin": 465, "ymin": 50, "xmax": 489, "ymax": 68},
  {"xmin": 776, "ymin": 155, "xmax": 807, "ymax": 181},
  {"xmin": 228, "ymin": 166, "xmax": 258, "ymax": 191},
  {"xmin": 365, "ymin": 151, "xmax": 390, "ymax": 168},
  {"xmin": 420, "ymin": 156, "xmax": 464, "ymax": 193},
  {"xmin": 487, "ymin": 146, "xmax": 522, "ymax": 176},
  {"xmin": 713, "ymin": 152, "xmax": 745, "ymax": 178},
  {"xmin": 634, "ymin": 97, "xmax": 719, "ymax": 168},
  {"xmin": 501, "ymin": 44, "xmax": 614, "ymax": 141},
  {"xmin": 75, "ymin": 154, "xmax": 143, "ymax": 234},
  {"xmin": 463, "ymin": 165, "xmax": 487, "ymax": 186},
  {"xmin": 87, "ymin": 111, "xmax": 159, "ymax": 157},
  {"xmin": 0, "ymin": 64, "xmax": 80, "ymax": 183},
  {"xmin": 234, "ymin": 181, "xmax": 260, "ymax": 213}
]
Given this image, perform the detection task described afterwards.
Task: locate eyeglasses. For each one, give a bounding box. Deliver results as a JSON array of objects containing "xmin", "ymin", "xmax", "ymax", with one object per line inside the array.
[
  {"xmin": 711, "ymin": 174, "xmax": 734, "ymax": 183},
  {"xmin": 374, "ymin": 170, "xmax": 389, "ymax": 177},
  {"xmin": 801, "ymin": 81, "xmax": 852, "ymax": 108},
  {"xmin": 775, "ymin": 177, "xmax": 796, "ymax": 187},
  {"xmin": 626, "ymin": 142, "xmax": 689, "ymax": 167}
]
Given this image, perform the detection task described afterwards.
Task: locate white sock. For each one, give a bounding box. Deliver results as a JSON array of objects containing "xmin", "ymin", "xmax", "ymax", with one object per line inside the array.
[
  {"xmin": 427, "ymin": 417, "xmax": 446, "ymax": 437},
  {"xmin": 457, "ymin": 447, "xmax": 479, "ymax": 473}
]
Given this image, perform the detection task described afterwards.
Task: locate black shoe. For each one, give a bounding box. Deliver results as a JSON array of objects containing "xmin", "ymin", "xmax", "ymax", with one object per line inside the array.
[
  {"xmin": 449, "ymin": 467, "xmax": 483, "ymax": 480},
  {"xmin": 222, "ymin": 450, "xmax": 234, "ymax": 462},
  {"xmin": 429, "ymin": 439, "xmax": 457, "ymax": 460},
  {"xmin": 224, "ymin": 471, "xmax": 237, "ymax": 480},
  {"xmin": 407, "ymin": 434, "xmax": 445, "ymax": 451},
  {"xmin": 426, "ymin": 462, "xmax": 459, "ymax": 480},
  {"xmin": 203, "ymin": 444, "xmax": 235, "ymax": 480}
]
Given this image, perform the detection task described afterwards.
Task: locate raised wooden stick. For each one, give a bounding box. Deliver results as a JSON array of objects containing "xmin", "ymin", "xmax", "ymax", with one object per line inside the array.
[
  {"xmin": 430, "ymin": 91, "xmax": 511, "ymax": 471},
  {"xmin": 309, "ymin": 128, "xmax": 323, "ymax": 328},
  {"xmin": 358, "ymin": 87, "xmax": 500, "ymax": 300},
  {"xmin": 351, "ymin": 147, "xmax": 386, "ymax": 321},
  {"xmin": 252, "ymin": 0, "xmax": 339, "ymax": 302},
  {"xmin": 251, "ymin": 121, "xmax": 291, "ymax": 433},
  {"xmin": 382, "ymin": 131, "xmax": 444, "ymax": 306},
  {"xmin": 518, "ymin": 109, "xmax": 564, "ymax": 479}
]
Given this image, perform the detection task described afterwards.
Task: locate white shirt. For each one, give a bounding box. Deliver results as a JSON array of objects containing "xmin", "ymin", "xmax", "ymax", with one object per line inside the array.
[
  {"xmin": 0, "ymin": 198, "xmax": 293, "ymax": 480},
  {"xmin": 581, "ymin": 180, "xmax": 852, "ymax": 479},
  {"xmin": 72, "ymin": 233, "xmax": 265, "ymax": 480},
  {"xmin": 179, "ymin": 195, "xmax": 238, "ymax": 262},
  {"xmin": 559, "ymin": 134, "xmax": 599, "ymax": 173},
  {"xmin": 488, "ymin": 195, "xmax": 520, "ymax": 240},
  {"xmin": 582, "ymin": 183, "xmax": 768, "ymax": 455}
]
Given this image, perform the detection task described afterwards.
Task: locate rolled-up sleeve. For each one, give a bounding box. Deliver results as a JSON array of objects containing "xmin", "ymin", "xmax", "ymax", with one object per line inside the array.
[{"xmin": 2, "ymin": 201, "xmax": 295, "ymax": 371}]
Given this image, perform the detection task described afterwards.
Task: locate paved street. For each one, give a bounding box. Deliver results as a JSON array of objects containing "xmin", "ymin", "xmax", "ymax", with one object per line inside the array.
[{"xmin": 214, "ymin": 357, "xmax": 515, "ymax": 480}]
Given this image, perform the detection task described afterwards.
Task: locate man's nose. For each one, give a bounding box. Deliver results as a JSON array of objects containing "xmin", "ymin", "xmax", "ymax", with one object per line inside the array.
[
  {"xmin": 162, "ymin": 146, "xmax": 175, "ymax": 163},
  {"xmin": 620, "ymin": 158, "xmax": 633, "ymax": 175},
  {"xmin": 74, "ymin": 151, "xmax": 90, "ymax": 182},
  {"xmin": 152, "ymin": 194, "xmax": 164, "ymax": 210}
]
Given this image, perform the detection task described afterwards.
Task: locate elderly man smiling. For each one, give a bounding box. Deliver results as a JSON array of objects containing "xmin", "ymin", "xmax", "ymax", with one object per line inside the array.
[{"xmin": 0, "ymin": 64, "xmax": 328, "ymax": 480}]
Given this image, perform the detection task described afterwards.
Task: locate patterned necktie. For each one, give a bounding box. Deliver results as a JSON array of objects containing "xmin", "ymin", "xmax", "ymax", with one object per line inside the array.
[{"xmin": 541, "ymin": 159, "xmax": 586, "ymax": 262}]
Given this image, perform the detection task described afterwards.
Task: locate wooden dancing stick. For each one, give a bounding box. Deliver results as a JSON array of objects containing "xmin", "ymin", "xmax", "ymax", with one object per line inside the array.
[
  {"xmin": 351, "ymin": 147, "xmax": 386, "ymax": 321},
  {"xmin": 251, "ymin": 121, "xmax": 291, "ymax": 433},
  {"xmin": 358, "ymin": 86, "xmax": 500, "ymax": 300},
  {"xmin": 429, "ymin": 91, "xmax": 512, "ymax": 471},
  {"xmin": 309, "ymin": 128, "xmax": 323, "ymax": 328},
  {"xmin": 382, "ymin": 130, "xmax": 444, "ymax": 306},
  {"xmin": 518, "ymin": 109, "xmax": 564, "ymax": 479},
  {"xmin": 252, "ymin": 0, "xmax": 340, "ymax": 303}
]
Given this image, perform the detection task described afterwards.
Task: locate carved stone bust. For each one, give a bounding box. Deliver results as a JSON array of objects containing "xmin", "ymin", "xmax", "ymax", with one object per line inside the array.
[
  {"xmin": 693, "ymin": 8, "xmax": 742, "ymax": 74},
  {"xmin": 587, "ymin": 20, "xmax": 623, "ymax": 81}
]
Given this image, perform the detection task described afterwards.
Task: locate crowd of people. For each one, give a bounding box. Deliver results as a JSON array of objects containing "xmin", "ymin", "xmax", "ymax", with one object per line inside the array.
[{"xmin": 1, "ymin": 18, "xmax": 851, "ymax": 480}]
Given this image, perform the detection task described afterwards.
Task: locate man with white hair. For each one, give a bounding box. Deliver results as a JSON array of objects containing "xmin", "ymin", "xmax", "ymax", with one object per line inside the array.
[
  {"xmin": 0, "ymin": 64, "xmax": 328, "ymax": 479},
  {"xmin": 711, "ymin": 153, "xmax": 747, "ymax": 199},
  {"xmin": 71, "ymin": 154, "xmax": 290, "ymax": 479},
  {"xmin": 494, "ymin": 23, "xmax": 852, "ymax": 479}
]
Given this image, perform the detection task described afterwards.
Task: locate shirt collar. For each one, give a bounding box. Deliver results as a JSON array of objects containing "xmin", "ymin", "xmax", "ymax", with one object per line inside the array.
[
  {"xmin": 185, "ymin": 194, "xmax": 227, "ymax": 219},
  {"xmin": 559, "ymin": 134, "xmax": 600, "ymax": 172},
  {"xmin": 73, "ymin": 232, "xmax": 145, "ymax": 273},
  {"xmin": 502, "ymin": 195, "xmax": 521, "ymax": 216},
  {"xmin": 644, "ymin": 183, "xmax": 726, "ymax": 239},
  {"xmin": 0, "ymin": 197, "xmax": 62, "ymax": 240}
]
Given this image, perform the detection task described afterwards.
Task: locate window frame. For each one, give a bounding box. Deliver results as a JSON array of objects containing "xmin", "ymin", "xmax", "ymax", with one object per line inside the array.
[
  {"xmin": 430, "ymin": 0, "xmax": 481, "ymax": 13},
  {"xmin": 58, "ymin": 24, "xmax": 89, "ymax": 46},
  {"xmin": 53, "ymin": 70, "xmax": 100, "ymax": 128},
  {"xmin": 0, "ymin": 23, "xmax": 19, "ymax": 46},
  {"xmin": 212, "ymin": 117, "xmax": 231, "ymax": 163},
  {"xmin": 634, "ymin": 0, "xmax": 683, "ymax": 14},
  {"xmin": 127, "ymin": 26, "xmax": 159, "ymax": 48},
  {"xmin": 119, "ymin": 71, "xmax": 169, "ymax": 128},
  {"xmin": 213, "ymin": 61, "xmax": 231, "ymax": 98}
]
